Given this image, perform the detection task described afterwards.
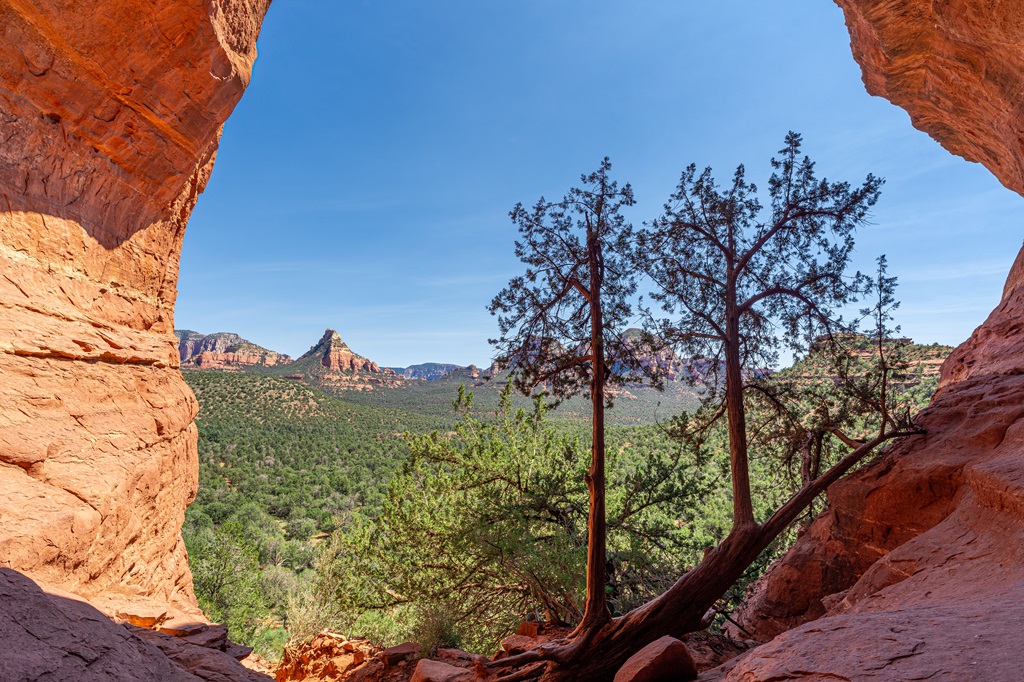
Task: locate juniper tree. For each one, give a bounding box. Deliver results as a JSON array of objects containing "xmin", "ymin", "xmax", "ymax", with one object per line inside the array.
[
  {"xmin": 484, "ymin": 136, "xmax": 923, "ymax": 682},
  {"xmin": 736, "ymin": 255, "xmax": 914, "ymax": 513},
  {"xmin": 489, "ymin": 158, "xmax": 657, "ymax": 642}
]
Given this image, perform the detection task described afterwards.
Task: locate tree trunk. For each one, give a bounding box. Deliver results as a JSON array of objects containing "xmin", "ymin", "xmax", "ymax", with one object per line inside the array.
[
  {"xmin": 724, "ymin": 298, "xmax": 754, "ymax": 528},
  {"xmin": 578, "ymin": 229, "xmax": 610, "ymax": 633},
  {"xmin": 531, "ymin": 524, "xmax": 768, "ymax": 682},
  {"xmin": 488, "ymin": 432, "xmax": 909, "ymax": 682}
]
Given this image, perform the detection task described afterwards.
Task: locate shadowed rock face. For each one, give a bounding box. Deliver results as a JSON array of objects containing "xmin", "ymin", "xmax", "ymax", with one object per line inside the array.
[
  {"xmin": 0, "ymin": 0, "xmax": 270, "ymax": 611},
  {"xmin": 0, "ymin": 568, "xmax": 270, "ymax": 681}
]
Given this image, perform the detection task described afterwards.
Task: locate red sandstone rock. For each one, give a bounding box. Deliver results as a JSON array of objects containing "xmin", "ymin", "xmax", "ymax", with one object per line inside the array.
[
  {"xmin": 681, "ymin": 632, "xmax": 751, "ymax": 673},
  {"xmin": 176, "ymin": 330, "xmax": 292, "ymax": 369},
  {"xmin": 0, "ymin": 0, "xmax": 270, "ymax": 617},
  {"xmin": 161, "ymin": 617, "xmax": 214, "ymax": 638},
  {"xmin": 313, "ymin": 329, "xmax": 390, "ymax": 374},
  {"xmin": 436, "ymin": 647, "xmax": 472, "ymax": 661},
  {"xmin": 721, "ymin": 9, "xmax": 1024, "ymax": 670},
  {"xmin": 835, "ymin": 0, "xmax": 1024, "ymax": 197},
  {"xmin": 2, "ymin": 1, "xmax": 1024, "ymax": 681},
  {"xmin": 274, "ymin": 631, "xmax": 387, "ymax": 681},
  {"xmin": 723, "ymin": 0, "xmax": 1024, "ymax": 644},
  {"xmin": 410, "ymin": 659, "xmax": 473, "ymax": 682},
  {"xmin": 383, "ymin": 641, "xmax": 420, "ymax": 665},
  {"xmin": 500, "ymin": 633, "xmax": 550, "ymax": 656},
  {"xmin": 0, "ymin": 568, "xmax": 269, "ymax": 681},
  {"xmin": 724, "ymin": 127, "xmax": 1024, "ymax": 682},
  {"xmin": 134, "ymin": 626, "xmax": 271, "ymax": 682},
  {"xmin": 516, "ymin": 620, "xmax": 540, "ymax": 637},
  {"xmin": 614, "ymin": 636, "xmax": 697, "ymax": 682}
]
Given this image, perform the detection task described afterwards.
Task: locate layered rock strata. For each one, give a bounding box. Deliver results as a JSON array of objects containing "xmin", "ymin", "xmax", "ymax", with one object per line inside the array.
[
  {"xmin": 0, "ymin": 0, "xmax": 270, "ymax": 616},
  {"xmin": 280, "ymin": 329, "xmax": 402, "ymax": 391},
  {"xmin": 836, "ymin": 0, "xmax": 1024, "ymax": 196},
  {"xmin": 311, "ymin": 329, "xmax": 390, "ymax": 374},
  {"xmin": 176, "ymin": 330, "xmax": 292, "ymax": 369},
  {"xmin": 729, "ymin": 268, "xmax": 1024, "ymax": 631}
]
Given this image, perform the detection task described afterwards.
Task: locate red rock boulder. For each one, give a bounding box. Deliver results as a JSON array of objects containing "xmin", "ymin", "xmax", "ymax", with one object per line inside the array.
[
  {"xmin": 614, "ymin": 636, "xmax": 697, "ymax": 682},
  {"xmin": 410, "ymin": 659, "xmax": 473, "ymax": 682}
]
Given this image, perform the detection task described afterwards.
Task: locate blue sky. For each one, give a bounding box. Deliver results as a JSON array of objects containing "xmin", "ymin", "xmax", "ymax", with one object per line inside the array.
[{"xmin": 177, "ymin": 0, "xmax": 1024, "ymax": 368}]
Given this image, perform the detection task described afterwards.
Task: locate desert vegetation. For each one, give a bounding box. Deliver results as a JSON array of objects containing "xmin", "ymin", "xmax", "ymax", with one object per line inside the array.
[{"xmin": 183, "ymin": 136, "xmax": 953, "ymax": 676}]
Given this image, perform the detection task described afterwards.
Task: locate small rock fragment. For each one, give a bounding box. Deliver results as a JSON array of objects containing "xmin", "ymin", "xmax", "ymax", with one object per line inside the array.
[
  {"xmin": 516, "ymin": 620, "xmax": 541, "ymax": 637},
  {"xmin": 158, "ymin": 617, "xmax": 209, "ymax": 638},
  {"xmin": 437, "ymin": 647, "xmax": 472, "ymax": 660},
  {"xmin": 501, "ymin": 633, "xmax": 549, "ymax": 655}
]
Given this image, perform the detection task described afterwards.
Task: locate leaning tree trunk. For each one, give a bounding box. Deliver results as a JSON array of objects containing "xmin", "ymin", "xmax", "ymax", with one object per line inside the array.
[
  {"xmin": 533, "ymin": 523, "xmax": 764, "ymax": 682},
  {"xmin": 487, "ymin": 432, "xmax": 908, "ymax": 682}
]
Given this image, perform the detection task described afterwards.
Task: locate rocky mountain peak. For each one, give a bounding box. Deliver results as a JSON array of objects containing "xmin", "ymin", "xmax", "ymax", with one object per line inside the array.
[
  {"xmin": 318, "ymin": 328, "xmax": 350, "ymax": 351},
  {"xmin": 294, "ymin": 328, "xmax": 393, "ymax": 378}
]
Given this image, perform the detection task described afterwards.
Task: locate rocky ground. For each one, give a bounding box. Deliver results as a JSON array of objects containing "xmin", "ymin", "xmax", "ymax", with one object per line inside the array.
[{"xmin": 274, "ymin": 625, "xmax": 751, "ymax": 682}]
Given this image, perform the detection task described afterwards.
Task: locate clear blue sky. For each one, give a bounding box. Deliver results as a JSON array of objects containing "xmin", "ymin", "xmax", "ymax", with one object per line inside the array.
[{"xmin": 177, "ymin": 0, "xmax": 1024, "ymax": 368}]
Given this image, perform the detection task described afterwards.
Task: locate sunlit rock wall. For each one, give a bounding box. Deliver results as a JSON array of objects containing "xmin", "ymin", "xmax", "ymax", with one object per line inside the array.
[
  {"xmin": 0, "ymin": 0, "xmax": 270, "ymax": 610},
  {"xmin": 839, "ymin": 0, "xmax": 1024, "ymax": 196}
]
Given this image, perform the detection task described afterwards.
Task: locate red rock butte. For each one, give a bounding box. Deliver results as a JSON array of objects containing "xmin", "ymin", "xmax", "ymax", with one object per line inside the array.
[{"xmin": 0, "ymin": 1, "xmax": 1023, "ymax": 680}]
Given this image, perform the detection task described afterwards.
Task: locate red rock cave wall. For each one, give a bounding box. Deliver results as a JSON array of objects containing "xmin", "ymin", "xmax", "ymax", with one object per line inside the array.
[{"xmin": 0, "ymin": 0, "xmax": 270, "ymax": 609}]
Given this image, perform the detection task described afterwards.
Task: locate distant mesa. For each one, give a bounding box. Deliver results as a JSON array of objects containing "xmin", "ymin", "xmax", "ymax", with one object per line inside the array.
[
  {"xmin": 177, "ymin": 326, "xmax": 472, "ymax": 387},
  {"xmin": 387, "ymin": 362, "xmax": 466, "ymax": 381},
  {"xmin": 174, "ymin": 330, "xmax": 292, "ymax": 370}
]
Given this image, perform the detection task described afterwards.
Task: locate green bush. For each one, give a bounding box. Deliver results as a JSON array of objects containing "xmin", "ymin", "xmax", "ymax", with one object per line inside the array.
[{"xmin": 307, "ymin": 384, "xmax": 709, "ymax": 653}]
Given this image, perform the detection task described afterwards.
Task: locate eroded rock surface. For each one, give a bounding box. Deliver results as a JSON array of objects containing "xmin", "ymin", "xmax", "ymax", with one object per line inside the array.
[
  {"xmin": 836, "ymin": 0, "xmax": 1024, "ymax": 196},
  {"xmin": 0, "ymin": 568, "xmax": 269, "ymax": 682},
  {"xmin": 723, "ymin": 208, "xmax": 1024, "ymax": 681},
  {"xmin": 0, "ymin": 0, "xmax": 270, "ymax": 612},
  {"xmin": 311, "ymin": 329, "xmax": 390, "ymax": 374},
  {"xmin": 279, "ymin": 329, "xmax": 403, "ymax": 391}
]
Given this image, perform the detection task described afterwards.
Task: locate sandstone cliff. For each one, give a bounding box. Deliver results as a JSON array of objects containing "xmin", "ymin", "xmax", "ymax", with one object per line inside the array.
[
  {"xmin": 837, "ymin": 0, "xmax": 1024, "ymax": 197},
  {"xmin": 313, "ymin": 329, "xmax": 387, "ymax": 373},
  {"xmin": 0, "ymin": 0, "xmax": 271, "ymax": 676},
  {"xmin": 2, "ymin": 0, "xmax": 1024, "ymax": 681},
  {"xmin": 177, "ymin": 330, "xmax": 292, "ymax": 369},
  {"xmin": 715, "ymin": 253, "xmax": 1024, "ymax": 679}
]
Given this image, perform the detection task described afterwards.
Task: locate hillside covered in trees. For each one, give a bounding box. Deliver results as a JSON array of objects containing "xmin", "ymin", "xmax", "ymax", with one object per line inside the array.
[{"xmin": 182, "ymin": 335, "xmax": 951, "ymax": 659}]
